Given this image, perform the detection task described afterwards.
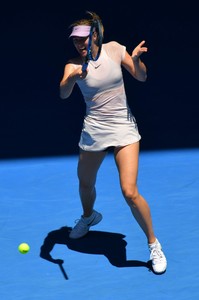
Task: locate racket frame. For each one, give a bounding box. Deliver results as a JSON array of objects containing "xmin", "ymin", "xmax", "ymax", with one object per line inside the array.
[{"xmin": 82, "ymin": 20, "xmax": 103, "ymax": 72}]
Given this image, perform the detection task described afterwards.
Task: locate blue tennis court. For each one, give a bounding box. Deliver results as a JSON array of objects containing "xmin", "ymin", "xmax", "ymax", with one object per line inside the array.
[{"xmin": 1, "ymin": 148, "xmax": 199, "ymax": 299}]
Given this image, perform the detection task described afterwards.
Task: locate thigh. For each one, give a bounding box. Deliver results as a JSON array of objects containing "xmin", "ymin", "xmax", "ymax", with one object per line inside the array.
[
  {"xmin": 114, "ymin": 142, "xmax": 140, "ymax": 187},
  {"xmin": 78, "ymin": 150, "xmax": 107, "ymax": 185}
]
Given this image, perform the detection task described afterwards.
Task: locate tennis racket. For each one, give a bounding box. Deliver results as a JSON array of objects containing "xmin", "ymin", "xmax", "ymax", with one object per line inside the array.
[{"xmin": 82, "ymin": 19, "xmax": 103, "ymax": 72}]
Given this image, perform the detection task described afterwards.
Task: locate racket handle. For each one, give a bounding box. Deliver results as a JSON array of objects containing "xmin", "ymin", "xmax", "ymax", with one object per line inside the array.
[{"xmin": 82, "ymin": 63, "xmax": 88, "ymax": 72}]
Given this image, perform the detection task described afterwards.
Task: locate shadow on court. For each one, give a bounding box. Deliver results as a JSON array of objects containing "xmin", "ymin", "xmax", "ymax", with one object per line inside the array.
[{"xmin": 40, "ymin": 226, "xmax": 153, "ymax": 279}]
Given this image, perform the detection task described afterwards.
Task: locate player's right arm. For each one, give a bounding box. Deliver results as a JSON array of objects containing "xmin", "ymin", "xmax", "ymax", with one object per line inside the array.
[
  {"xmin": 60, "ymin": 62, "xmax": 87, "ymax": 99},
  {"xmin": 60, "ymin": 63, "xmax": 78, "ymax": 99}
]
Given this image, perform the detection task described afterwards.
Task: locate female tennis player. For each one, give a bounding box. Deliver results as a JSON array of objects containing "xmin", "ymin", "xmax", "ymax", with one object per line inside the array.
[{"xmin": 60, "ymin": 11, "xmax": 167, "ymax": 274}]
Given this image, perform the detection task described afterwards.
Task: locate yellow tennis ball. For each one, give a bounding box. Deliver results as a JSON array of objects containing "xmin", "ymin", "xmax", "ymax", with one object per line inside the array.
[{"xmin": 18, "ymin": 243, "xmax": 30, "ymax": 254}]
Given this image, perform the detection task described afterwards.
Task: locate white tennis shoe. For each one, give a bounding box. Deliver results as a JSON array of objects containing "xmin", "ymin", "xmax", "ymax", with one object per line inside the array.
[
  {"xmin": 69, "ymin": 210, "xmax": 102, "ymax": 239},
  {"xmin": 149, "ymin": 238, "xmax": 167, "ymax": 274}
]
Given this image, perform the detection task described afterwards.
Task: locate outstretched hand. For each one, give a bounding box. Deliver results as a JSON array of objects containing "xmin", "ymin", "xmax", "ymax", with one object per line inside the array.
[{"xmin": 132, "ymin": 40, "xmax": 148, "ymax": 61}]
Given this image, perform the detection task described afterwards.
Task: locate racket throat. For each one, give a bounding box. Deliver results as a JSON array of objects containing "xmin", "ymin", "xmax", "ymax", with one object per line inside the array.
[
  {"xmin": 87, "ymin": 48, "xmax": 97, "ymax": 60},
  {"xmin": 89, "ymin": 47, "xmax": 100, "ymax": 61}
]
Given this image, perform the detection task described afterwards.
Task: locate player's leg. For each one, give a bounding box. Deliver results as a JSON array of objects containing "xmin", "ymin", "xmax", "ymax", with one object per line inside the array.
[
  {"xmin": 114, "ymin": 142, "xmax": 155, "ymax": 243},
  {"xmin": 114, "ymin": 142, "xmax": 167, "ymax": 273},
  {"xmin": 77, "ymin": 149, "xmax": 107, "ymax": 217},
  {"xmin": 69, "ymin": 150, "xmax": 107, "ymax": 239}
]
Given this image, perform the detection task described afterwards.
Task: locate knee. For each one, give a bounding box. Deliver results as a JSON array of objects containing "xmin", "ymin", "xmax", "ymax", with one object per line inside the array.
[
  {"xmin": 78, "ymin": 174, "xmax": 95, "ymax": 192},
  {"xmin": 77, "ymin": 168, "xmax": 92, "ymax": 188},
  {"xmin": 122, "ymin": 185, "xmax": 139, "ymax": 208},
  {"xmin": 78, "ymin": 178, "xmax": 94, "ymax": 191}
]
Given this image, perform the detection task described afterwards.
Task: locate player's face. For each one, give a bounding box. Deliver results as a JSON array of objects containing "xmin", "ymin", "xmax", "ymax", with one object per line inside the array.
[{"xmin": 73, "ymin": 36, "xmax": 89, "ymax": 57}]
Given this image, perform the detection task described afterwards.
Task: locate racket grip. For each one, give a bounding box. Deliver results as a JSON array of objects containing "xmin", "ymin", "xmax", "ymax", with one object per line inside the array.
[{"xmin": 82, "ymin": 63, "xmax": 88, "ymax": 72}]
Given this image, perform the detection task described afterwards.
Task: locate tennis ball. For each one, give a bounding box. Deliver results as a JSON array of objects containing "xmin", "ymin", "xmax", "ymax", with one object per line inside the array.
[{"xmin": 18, "ymin": 243, "xmax": 30, "ymax": 254}]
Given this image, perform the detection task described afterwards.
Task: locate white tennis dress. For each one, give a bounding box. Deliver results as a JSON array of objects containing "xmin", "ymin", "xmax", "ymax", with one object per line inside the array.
[{"xmin": 74, "ymin": 41, "xmax": 141, "ymax": 151}]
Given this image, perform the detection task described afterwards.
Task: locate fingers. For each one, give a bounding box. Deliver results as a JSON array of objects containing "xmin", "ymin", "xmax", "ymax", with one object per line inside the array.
[
  {"xmin": 140, "ymin": 47, "xmax": 148, "ymax": 53},
  {"xmin": 133, "ymin": 41, "xmax": 148, "ymax": 57},
  {"xmin": 131, "ymin": 40, "xmax": 148, "ymax": 61},
  {"xmin": 139, "ymin": 40, "xmax": 146, "ymax": 47},
  {"xmin": 138, "ymin": 41, "xmax": 148, "ymax": 52}
]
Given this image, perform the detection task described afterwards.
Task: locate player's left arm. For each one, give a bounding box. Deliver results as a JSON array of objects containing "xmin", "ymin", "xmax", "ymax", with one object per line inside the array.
[{"xmin": 122, "ymin": 40, "xmax": 148, "ymax": 82}]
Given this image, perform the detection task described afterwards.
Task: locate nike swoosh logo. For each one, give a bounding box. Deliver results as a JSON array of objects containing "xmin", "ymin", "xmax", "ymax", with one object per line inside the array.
[{"xmin": 87, "ymin": 219, "xmax": 95, "ymax": 226}]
